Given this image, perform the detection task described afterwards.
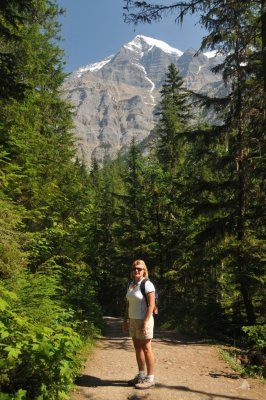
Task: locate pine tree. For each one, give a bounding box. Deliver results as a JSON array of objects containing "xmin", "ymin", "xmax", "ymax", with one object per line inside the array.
[
  {"xmin": 0, "ymin": 0, "xmax": 101, "ymax": 322},
  {"xmin": 124, "ymin": 0, "xmax": 265, "ymax": 328},
  {"xmin": 0, "ymin": 2, "xmax": 102, "ymax": 396},
  {"xmin": 116, "ymin": 139, "xmax": 153, "ymax": 259},
  {"xmin": 197, "ymin": 0, "xmax": 265, "ymax": 326},
  {"xmin": 156, "ymin": 63, "xmax": 191, "ymax": 174},
  {"xmin": 154, "ymin": 64, "xmax": 192, "ymax": 273}
]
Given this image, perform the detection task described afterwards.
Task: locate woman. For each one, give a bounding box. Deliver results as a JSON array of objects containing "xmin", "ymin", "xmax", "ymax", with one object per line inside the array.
[{"xmin": 123, "ymin": 259, "xmax": 155, "ymax": 389}]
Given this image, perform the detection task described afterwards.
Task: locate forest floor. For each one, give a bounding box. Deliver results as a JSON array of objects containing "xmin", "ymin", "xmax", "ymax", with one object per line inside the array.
[{"xmin": 71, "ymin": 317, "xmax": 265, "ymax": 400}]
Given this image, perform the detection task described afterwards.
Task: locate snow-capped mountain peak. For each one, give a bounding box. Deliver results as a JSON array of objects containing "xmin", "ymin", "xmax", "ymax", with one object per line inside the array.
[
  {"xmin": 124, "ymin": 35, "xmax": 183, "ymax": 57},
  {"xmin": 63, "ymin": 35, "xmax": 225, "ymax": 167}
]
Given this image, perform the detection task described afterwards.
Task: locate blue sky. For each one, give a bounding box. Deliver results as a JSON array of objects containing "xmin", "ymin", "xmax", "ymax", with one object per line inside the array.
[{"xmin": 57, "ymin": 0, "xmax": 207, "ymax": 73}]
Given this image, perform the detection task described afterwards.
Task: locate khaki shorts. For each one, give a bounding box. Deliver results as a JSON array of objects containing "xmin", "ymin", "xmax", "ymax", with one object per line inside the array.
[{"xmin": 129, "ymin": 317, "xmax": 154, "ymax": 340}]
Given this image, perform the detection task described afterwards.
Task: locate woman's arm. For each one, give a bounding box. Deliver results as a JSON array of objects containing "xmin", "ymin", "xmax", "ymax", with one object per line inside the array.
[{"xmin": 141, "ymin": 292, "xmax": 155, "ymax": 334}]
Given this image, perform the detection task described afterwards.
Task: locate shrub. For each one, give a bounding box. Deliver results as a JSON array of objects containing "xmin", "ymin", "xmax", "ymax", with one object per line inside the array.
[
  {"xmin": 242, "ymin": 325, "xmax": 266, "ymax": 351},
  {"xmin": 0, "ymin": 283, "xmax": 82, "ymax": 399}
]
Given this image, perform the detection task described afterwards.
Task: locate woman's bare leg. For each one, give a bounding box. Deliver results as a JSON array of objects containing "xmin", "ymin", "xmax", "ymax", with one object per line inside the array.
[
  {"xmin": 132, "ymin": 338, "xmax": 146, "ymax": 372},
  {"xmin": 141, "ymin": 339, "xmax": 154, "ymax": 375}
]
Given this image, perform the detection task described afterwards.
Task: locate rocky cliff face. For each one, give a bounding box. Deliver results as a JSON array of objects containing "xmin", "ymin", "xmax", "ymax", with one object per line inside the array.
[{"xmin": 62, "ymin": 35, "xmax": 224, "ymax": 167}]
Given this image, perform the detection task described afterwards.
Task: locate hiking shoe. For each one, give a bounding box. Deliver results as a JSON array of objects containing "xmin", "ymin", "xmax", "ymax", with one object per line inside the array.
[
  {"xmin": 127, "ymin": 374, "xmax": 145, "ymax": 386},
  {"xmin": 135, "ymin": 377, "xmax": 155, "ymax": 389}
]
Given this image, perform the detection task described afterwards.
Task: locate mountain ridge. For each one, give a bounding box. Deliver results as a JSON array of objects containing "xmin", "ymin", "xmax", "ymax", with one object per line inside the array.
[{"xmin": 62, "ymin": 35, "xmax": 224, "ymax": 167}]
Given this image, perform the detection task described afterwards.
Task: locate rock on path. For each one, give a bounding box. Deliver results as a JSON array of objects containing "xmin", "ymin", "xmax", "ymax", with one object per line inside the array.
[{"xmin": 71, "ymin": 317, "xmax": 265, "ymax": 400}]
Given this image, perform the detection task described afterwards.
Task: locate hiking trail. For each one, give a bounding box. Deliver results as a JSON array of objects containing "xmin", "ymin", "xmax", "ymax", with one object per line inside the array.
[{"xmin": 71, "ymin": 316, "xmax": 265, "ymax": 400}]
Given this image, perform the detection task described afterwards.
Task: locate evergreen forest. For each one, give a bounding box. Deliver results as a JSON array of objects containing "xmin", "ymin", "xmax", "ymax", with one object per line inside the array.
[{"xmin": 0, "ymin": 0, "xmax": 265, "ymax": 398}]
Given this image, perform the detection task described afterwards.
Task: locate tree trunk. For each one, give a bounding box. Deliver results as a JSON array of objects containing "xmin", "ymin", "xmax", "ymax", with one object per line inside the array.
[
  {"xmin": 235, "ymin": 32, "xmax": 256, "ymax": 324},
  {"xmin": 155, "ymin": 203, "xmax": 164, "ymax": 276}
]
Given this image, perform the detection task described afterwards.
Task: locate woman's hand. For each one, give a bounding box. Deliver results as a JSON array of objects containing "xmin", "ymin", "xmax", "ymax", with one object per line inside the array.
[{"xmin": 141, "ymin": 321, "xmax": 147, "ymax": 336}]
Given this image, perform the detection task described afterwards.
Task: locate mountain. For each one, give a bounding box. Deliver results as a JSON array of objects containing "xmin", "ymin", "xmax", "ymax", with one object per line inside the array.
[{"xmin": 62, "ymin": 35, "xmax": 225, "ymax": 167}]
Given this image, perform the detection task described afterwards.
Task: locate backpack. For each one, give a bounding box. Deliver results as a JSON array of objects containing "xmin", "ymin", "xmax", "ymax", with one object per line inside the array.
[{"xmin": 140, "ymin": 278, "xmax": 158, "ymax": 315}]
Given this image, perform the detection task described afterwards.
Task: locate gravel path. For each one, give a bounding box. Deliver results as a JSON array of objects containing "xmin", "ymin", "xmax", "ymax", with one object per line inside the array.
[{"xmin": 71, "ymin": 317, "xmax": 265, "ymax": 400}]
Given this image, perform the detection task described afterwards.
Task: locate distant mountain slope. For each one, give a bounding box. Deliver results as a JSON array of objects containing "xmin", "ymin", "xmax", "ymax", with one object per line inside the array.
[{"xmin": 62, "ymin": 35, "xmax": 224, "ymax": 167}]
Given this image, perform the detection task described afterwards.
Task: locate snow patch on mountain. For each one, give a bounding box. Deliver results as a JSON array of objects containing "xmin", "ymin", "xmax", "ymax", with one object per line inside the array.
[
  {"xmin": 75, "ymin": 55, "xmax": 113, "ymax": 78},
  {"xmin": 133, "ymin": 62, "xmax": 155, "ymax": 104},
  {"xmin": 204, "ymin": 50, "xmax": 222, "ymax": 58},
  {"xmin": 124, "ymin": 35, "xmax": 183, "ymax": 57}
]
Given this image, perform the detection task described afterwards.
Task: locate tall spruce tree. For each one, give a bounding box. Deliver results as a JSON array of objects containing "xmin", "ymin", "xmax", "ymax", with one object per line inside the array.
[
  {"xmin": 117, "ymin": 139, "xmax": 154, "ymax": 260},
  {"xmin": 156, "ymin": 63, "xmax": 191, "ymax": 174},
  {"xmin": 155, "ymin": 64, "xmax": 192, "ymax": 272},
  {"xmin": 124, "ymin": 0, "xmax": 265, "ymax": 328},
  {"xmin": 0, "ymin": 2, "xmax": 103, "ymax": 397},
  {"xmin": 0, "ymin": 0, "xmax": 101, "ymax": 325},
  {"xmin": 197, "ymin": 0, "xmax": 265, "ymax": 326},
  {"xmin": 81, "ymin": 156, "xmax": 133, "ymax": 316},
  {"xmin": 0, "ymin": 0, "xmax": 41, "ymax": 99}
]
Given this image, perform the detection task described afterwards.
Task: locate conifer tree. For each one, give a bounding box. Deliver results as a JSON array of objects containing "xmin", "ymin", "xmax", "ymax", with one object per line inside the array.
[
  {"xmin": 197, "ymin": 0, "xmax": 264, "ymax": 326},
  {"xmin": 154, "ymin": 64, "xmax": 192, "ymax": 275},
  {"xmin": 124, "ymin": 0, "xmax": 265, "ymax": 328},
  {"xmin": 0, "ymin": 3, "xmax": 103, "ymax": 396},
  {"xmin": 0, "ymin": 149, "xmax": 26, "ymax": 279},
  {"xmin": 83, "ymin": 159, "xmax": 126, "ymax": 315},
  {"xmin": 117, "ymin": 139, "xmax": 153, "ymax": 260},
  {"xmin": 0, "ymin": 0, "xmax": 101, "ymax": 324},
  {"xmin": 156, "ymin": 63, "xmax": 191, "ymax": 174}
]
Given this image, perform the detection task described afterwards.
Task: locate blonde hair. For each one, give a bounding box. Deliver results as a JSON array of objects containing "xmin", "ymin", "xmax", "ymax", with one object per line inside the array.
[{"xmin": 131, "ymin": 259, "xmax": 149, "ymax": 279}]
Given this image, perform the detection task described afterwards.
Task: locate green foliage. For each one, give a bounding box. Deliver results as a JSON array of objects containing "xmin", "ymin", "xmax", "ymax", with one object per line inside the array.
[
  {"xmin": 6, "ymin": 269, "xmax": 64, "ymax": 325},
  {"xmin": 156, "ymin": 63, "xmax": 191, "ymax": 173},
  {"xmin": 0, "ymin": 0, "xmax": 265, "ymax": 393},
  {"xmin": 0, "ymin": 389, "xmax": 27, "ymax": 400},
  {"xmin": 0, "ymin": 1, "xmax": 101, "ymax": 398},
  {"xmin": 0, "ymin": 196, "xmax": 27, "ymax": 279},
  {"xmin": 57, "ymin": 258, "xmax": 102, "ymax": 331},
  {"xmin": 112, "ymin": 2, "xmax": 266, "ymax": 341},
  {"xmin": 119, "ymin": 140, "xmax": 153, "ymax": 257},
  {"xmin": 219, "ymin": 349, "xmax": 244, "ymax": 375},
  {"xmin": 242, "ymin": 325, "xmax": 266, "ymax": 351},
  {"xmin": 0, "ymin": 281, "xmax": 83, "ymax": 399}
]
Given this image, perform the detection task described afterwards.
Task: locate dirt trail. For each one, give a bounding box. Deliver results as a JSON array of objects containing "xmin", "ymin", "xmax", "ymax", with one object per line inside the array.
[{"xmin": 71, "ymin": 317, "xmax": 265, "ymax": 400}]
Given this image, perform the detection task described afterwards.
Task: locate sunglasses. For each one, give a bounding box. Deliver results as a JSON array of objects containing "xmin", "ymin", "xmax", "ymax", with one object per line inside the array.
[{"xmin": 132, "ymin": 267, "xmax": 144, "ymax": 272}]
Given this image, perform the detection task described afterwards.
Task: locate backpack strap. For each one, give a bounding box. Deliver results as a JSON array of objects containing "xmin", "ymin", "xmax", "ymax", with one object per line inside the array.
[{"xmin": 140, "ymin": 278, "xmax": 149, "ymax": 307}]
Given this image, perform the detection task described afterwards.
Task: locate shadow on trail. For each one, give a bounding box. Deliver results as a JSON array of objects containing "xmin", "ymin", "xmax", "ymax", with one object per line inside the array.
[
  {"xmin": 154, "ymin": 384, "xmax": 256, "ymax": 400},
  {"xmin": 75, "ymin": 374, "xmax": 128, "ymax": 388},
  {"xmin": 76, "ymin": 318, "xmax": 250, "ymax": 400},
  {"xmin": 98, "ymin": 336, "xmax": 133, "ymax": 351},
  {"xmin": 75, "ymin": 375, "xmax": 254, "ymax": 400}
]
